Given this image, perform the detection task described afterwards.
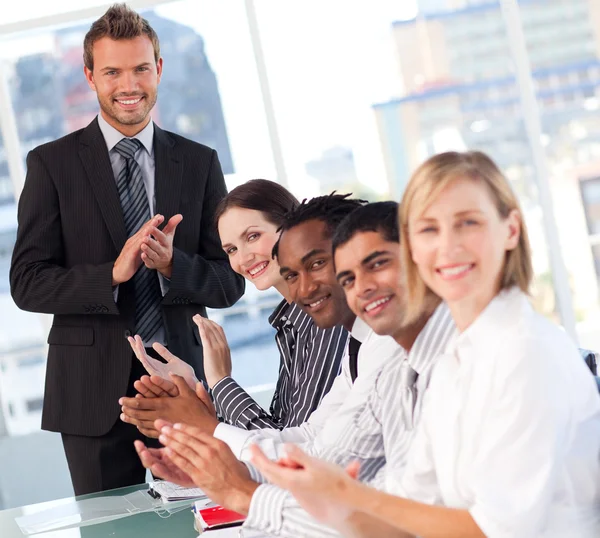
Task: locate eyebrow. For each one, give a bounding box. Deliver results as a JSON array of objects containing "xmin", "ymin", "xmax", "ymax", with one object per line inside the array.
[
  {"xmin": 455, "ymin": 210, "xmax": 484, "ymax": 217},
  {"xmin": 418, "ymin": 209, "xmax": 484, "ymax": 221},
  {"xmin": 335, "ymin": 250, "xmax": 392, "ymax": 282},
  {"xmin": 336, "ymin": 269, "xmax": 352, "ymax": 282},
  {"xmin": 279, "ymin": 248, "xmax": 326, "ymax": 275},
  {"xmin": 301, "ymin": 248, "xmax": 327, "ymax": 265},
  {"xmin": 100, "ymin": 62, "xmax": 152, "ymax": 72},
  {"xmin": 361, "ymin": 250, "xmax": 392, "ymax": 265},
  {"xmin": 221, "ymin": 226, "xmax": 259, "ymax": 250}
]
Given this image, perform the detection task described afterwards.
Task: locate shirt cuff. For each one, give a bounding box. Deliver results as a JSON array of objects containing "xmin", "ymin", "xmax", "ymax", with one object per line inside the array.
[
  {"xmin": 243, "ymin": 484, "xmax": 288, "ymax": 535},
  {"xmin": 213, "ymin": 423, "xmax": 254, "ymax": 460},
  {"xmin": 244, "ymin": 461, "xmax": 267, "ymax": 484},
  {"xmin": 158, "ymin": 273, "xmax": 170, "ymax": 296},
  {"xmin": 211, "ymin": 376, "xmax": 257, "ymax": 424}
]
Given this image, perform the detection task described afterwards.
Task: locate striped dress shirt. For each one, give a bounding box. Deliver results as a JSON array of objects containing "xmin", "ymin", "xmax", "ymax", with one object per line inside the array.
[
  {"xmin": 243, "ymin": 305, "xmax": 457, "ymax": 538},
  {"xmin": 212, "ymin": 300, "xmax": 348, "ymax": 430}
]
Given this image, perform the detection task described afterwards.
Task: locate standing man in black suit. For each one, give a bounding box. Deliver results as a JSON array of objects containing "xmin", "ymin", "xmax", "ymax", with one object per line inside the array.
[{"xmin": 9, "ymin": 4, "xmax": 245, "ymax": 495}]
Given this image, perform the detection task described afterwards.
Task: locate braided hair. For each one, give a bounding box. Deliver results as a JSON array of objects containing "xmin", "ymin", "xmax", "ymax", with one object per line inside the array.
[{"xmin": 272, "ymin": 192, "xmax": 367, "ymax": 258}]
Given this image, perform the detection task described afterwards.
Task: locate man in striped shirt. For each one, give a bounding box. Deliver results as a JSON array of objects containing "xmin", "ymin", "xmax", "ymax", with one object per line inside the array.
[
  {"xmin": 148, "ymin": 201, "xmax": 455, "ymax": 537},
  {"xmin": 210, "ymin": 297, "xmax": 348, "ymax": 430}
]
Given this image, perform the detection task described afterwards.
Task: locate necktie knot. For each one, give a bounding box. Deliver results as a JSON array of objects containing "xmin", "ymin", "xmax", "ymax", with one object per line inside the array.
[{"xmin": 114, "ymin": 137, "xmax": 142, "ymax": 161}]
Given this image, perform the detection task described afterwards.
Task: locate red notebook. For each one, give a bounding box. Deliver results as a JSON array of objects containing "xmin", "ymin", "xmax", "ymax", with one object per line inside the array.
[{"xmin": 194, "ymin": 505, "xmax": 246, "ymax": 531}]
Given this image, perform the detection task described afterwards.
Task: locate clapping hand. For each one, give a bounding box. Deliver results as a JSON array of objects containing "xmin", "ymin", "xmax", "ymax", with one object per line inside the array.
[
  {"xmin": 193, "ymin": 315, "xmax": 232, "ymax": 389},
  {"xmin": 249, "ymin": 443, "xmax": 361, "ymax": 528},
  {"xmin": 120, "ymin": 374, "xmax": 218, "ymax": 438},
  {"xmin": 128, "ymin": 335, "xmax": 198, "ymax": 391},
  {"xmin": 158, "ymin": 421, "xmax": 257, "ymax": 514},
  {"xmin": 141, "ymin": 214, "xmax": 183, "ymax": 278},
  {"xmin": 135, "ymin": 434, "xmax": 196, "ymax": 488}
]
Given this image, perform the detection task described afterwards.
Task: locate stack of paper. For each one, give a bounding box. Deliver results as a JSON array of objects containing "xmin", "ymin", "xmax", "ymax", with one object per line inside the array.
[{"xmin": 149, "ymin": 481, "xmax": 207, "ymax": 503}]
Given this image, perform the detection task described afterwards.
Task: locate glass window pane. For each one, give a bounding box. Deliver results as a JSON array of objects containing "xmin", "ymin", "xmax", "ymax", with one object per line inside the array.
[
  {"xmin": 0, "ymin": 1, "xmax": 280, "ymax": 508},
  {"xmin": 366, "ymin": 0, "xmax": 600, "ymax": 341},
  {"xmin": 523, "ymin": 0, "xmax": 600, "ymax": 346}
]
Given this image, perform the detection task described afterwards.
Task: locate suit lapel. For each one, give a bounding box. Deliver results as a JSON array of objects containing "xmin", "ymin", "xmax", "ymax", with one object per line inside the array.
[
  {"xmin": 153, "ymin": 125, "xmax": 183, "ymax": 223},
  {"xmin": 79, "ymin": 118, "xmax": 128, "ymax": 252}
]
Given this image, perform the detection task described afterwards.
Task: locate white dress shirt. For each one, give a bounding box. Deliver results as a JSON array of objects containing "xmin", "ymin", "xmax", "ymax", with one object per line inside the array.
[
  {"xmin": 243, "ymin": 305, "xmax": 456, "ymax": 538},
  {"xmin": 399, "ymin": 287, "xmax": 600, "ymax": 537},
  {"xmin": 97, "ymin": 114, "xmax": 169, "ymax": 346},
  {"xmin": 214, "ymin": 316, "xmax": 397, "ymax": 462}
]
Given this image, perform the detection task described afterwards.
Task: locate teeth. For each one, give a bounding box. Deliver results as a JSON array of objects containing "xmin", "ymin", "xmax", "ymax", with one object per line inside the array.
[
  {"xmin": 249, "ymin": 262, "xmax": 268, "ymax": 276},
  {"xmin": 439, "ymin": 264, "xmax": 471, "ymax": 276},
  {"xmin": 308, "ymin": 297, "xmax": 326, "ymax": 308},
  {"xmin": 365, "ymin": 296, "xmax": 391, "ymax": 312},
  {"xmin": 118, "ymin": 98, "xmax": 141, "ymax": 105}
]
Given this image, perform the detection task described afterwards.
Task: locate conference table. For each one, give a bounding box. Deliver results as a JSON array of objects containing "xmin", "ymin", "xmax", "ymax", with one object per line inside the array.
[{"xmin": 0, "ymin": 483, "xmax": 263, "ymax": 537}]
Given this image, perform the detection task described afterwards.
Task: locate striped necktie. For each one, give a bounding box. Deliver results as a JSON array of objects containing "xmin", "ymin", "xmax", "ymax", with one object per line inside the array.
[{"xmin": 114, "ymin": 138, "xmax": 162, "ymax": 342}]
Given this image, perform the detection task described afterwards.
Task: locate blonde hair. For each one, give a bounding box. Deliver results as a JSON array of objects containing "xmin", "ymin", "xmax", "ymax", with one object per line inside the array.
[{"xmin": 399, "ymin": 151, "xmax": 533, "ymax": 324}]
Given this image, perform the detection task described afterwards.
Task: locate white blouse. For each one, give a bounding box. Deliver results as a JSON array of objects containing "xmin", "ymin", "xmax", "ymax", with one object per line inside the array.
[{"xmin": 399, "ymin": 287, "xmax": 600, "ymax": 537}]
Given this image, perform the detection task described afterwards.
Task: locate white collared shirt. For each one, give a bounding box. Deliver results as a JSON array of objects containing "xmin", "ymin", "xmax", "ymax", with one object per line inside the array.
[
  {"xmin": 97, "ymin": 113, "xmax": 156, "ymax": 213},
  {"xmin": 213, "ymin": 316, "xmax": 401, "ymax": 462},
  {"xmin": 399, "ymin": 287, "xmax": 600, "ymax": 537},
  {"xmin": 243, "ymin": 305, "xmax": 456, "ymax": 538}
]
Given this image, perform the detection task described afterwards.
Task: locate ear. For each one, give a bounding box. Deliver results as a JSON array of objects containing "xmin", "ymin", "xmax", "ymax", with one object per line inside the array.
[
  {"xmin": 504, "ymin": 209, "xmax": 521, "ymax": 251},
  {"xmin": 156, "ymin": 57, "xmax": 163, "ymax": 84},
  {"xmin": 84, "ymin": 66, "xmax": 96, "ymax": 92}
]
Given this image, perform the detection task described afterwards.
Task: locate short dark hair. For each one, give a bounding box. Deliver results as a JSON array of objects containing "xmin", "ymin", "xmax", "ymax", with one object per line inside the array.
[
  {"xmin": 272, "ymin": 193, "xmax": 367, "ymax": 258},
  {"xmin": 332, "ymin": 201, "xmax": 399, "ymax": 257},
  {"xmin": 214, "ymin": 179, "xmax": 299, "ymax": 228},
  {"xmin": 84, "ymin": 4, "xmax": 160, "ymax": 71}
]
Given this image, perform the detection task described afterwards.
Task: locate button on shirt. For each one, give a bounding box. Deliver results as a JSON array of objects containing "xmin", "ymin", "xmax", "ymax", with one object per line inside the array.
[
  {"xmin": 243, "ymin": 306, "xmax": 457, "ymax": 538},
  {"xmin": 399, "ymin": 288, "xmax": 600, "ymax": 538},
  {"xmin": 211, "ymin": 300, "xmax": 347, "ymax": 430},
  {"xmin": 97, "ymin": 114, "xmax": 168, "ymax": 346}
]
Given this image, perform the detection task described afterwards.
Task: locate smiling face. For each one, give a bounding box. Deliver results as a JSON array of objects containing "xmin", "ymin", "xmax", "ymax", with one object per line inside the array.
[
  {"xmin": 334, "ymin": 231, "xmax": 403, "ymax": 338},
  {"xmin": 84, "ymin": 36, "xmax": 161, "ymax": 136},
  {"xmin": 408, "ymin": 176, "xmax": 520, "ymax": 329},
  {"xmin": 218, "ymin": 206, "xmax": 283, "ymax": 291},
  {"xmin": 277, "ymin": 219, "xmax": 355, "ymax": 330}
]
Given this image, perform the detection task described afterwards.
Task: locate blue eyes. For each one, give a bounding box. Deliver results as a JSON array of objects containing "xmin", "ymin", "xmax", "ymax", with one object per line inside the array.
[{"xmin": 106, "ymin": 67, "xmax": 149, "ymax": 76}]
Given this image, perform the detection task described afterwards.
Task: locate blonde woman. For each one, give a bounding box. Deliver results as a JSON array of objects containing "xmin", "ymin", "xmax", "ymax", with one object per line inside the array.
[{"xmin": 250, "ymin": 151, "xmax": 600, "ymax": 537}]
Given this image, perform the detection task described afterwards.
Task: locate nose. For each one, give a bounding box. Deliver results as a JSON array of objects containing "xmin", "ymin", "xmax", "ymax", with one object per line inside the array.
[
  {"xmin": 439, "ymin": 226, "xmax": 462, "ymax": 256},
  {"xmin": 298, "ymin": 272, "xmax": 318, "ymax": 299},
  {"xmin": 354, "ymin": 272, "xmax": 374, "ymax": 298},
  {"xmin": 119, "ymin": 71, "xmax": 139, "ymax": 94},
  {"xmin": 239, "ymin": 246, "xmax": 255, "ymax": 268}
]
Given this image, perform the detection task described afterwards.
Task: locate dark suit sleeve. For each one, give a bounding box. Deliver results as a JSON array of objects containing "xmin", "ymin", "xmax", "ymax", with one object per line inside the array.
[
  {"xmin": 164, "ymin": 150, "xmax": 245, "ymax": 309},
  {"xmin": 10, "ymin": 150, "xmax": 118, "ymax": 315}
]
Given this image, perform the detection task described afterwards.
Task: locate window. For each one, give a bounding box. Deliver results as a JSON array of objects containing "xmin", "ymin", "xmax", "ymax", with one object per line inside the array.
[{"xmin": 1, "ymin": 0, "xmax": 599, "ymax": 511}]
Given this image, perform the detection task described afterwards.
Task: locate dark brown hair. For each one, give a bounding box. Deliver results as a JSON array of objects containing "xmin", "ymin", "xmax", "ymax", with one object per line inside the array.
[
  {"xmin": 214, "ymin": 179, "xmax": 299, "ymax": 228},
  {"xmin": 83, "ymin": 4, "xmax": 160, "ymax": 71}
]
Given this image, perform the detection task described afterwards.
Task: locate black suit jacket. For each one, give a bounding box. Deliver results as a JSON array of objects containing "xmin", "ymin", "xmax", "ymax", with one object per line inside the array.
[{"xmin": 10, "ymin": 118, "xmax": 245, "ymax": 437}]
